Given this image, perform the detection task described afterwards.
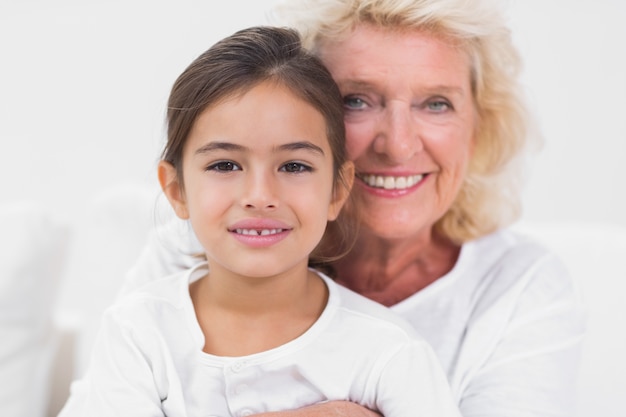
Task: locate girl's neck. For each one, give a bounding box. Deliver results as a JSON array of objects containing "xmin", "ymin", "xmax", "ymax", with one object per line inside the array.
[
  {"xmin": 190, "ymin": 264, "xmax": 328, "ymax": 356},
  {"xmin": 333, "ymin": 228, "xmax": 461, "ymax": 307}
]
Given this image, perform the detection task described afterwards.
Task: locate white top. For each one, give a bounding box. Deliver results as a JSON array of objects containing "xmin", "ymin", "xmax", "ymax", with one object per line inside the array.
[
  {"xmin": 391, "ymin": 229, "xmax": 586, "ymax": 416},
  {"xmin": 59, "ymin": 264, "xmax": 460, "ymax": 417},
  {"xmin": 119, "ymin": 223, "xmax": 587, "ymax": 416}
]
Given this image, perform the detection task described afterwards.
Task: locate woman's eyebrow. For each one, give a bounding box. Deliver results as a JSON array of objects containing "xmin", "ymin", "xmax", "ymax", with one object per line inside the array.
[
  {"xmin": 338, "ymin": 79, "xmax": 465, "ymax": 97},
  {"xmin": 336, "ymin": 79, "xmax": 375, "ymax": 91},
  {"xmin": 420, "ymin": 85, "xmax": 465, "ymax": 97}
]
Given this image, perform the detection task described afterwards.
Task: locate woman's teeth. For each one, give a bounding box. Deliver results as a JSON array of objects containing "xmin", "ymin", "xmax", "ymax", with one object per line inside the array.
[
  {"xmin": 236, "ymin": 229, "xmax": 284, "ymax": 236},
  {"xmin": 359, "ymin": 174, "xmax": 424, "ymax": 190}
]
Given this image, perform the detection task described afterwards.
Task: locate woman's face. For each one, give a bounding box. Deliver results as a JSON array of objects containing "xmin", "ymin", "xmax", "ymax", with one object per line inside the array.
[{"xmin": 319, "ymin": 25, "xmax": 476, "ymax": 241}]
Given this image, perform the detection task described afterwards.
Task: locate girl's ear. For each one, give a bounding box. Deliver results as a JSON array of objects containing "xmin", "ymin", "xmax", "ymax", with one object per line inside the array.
[
  {"xmin": 327, "ymin": 161, "xmax": 355, "ymax": 221},
  {"xmin": 158, "ymin": 161, "xmax": 189, "ymax": 220}
]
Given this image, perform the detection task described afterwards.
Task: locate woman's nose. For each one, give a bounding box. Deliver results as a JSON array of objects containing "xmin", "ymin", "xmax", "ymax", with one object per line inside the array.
[
  {"xmin": 241, "ymin": 172, "xmax": 278, "ymax": 210},
  {"xmin": 373, "ymin": 105, "xmax": 423, "ymax": 163}
]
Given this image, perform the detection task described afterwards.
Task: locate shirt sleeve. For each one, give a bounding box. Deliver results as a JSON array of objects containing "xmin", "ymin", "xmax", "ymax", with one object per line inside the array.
[
  {"xmin": 57, "ymin": 308, "xmax": 166, "ymax": 417},
  {"xmin": 375, "ymin": 340, "xmax": 462, "ymax": 417},
  {"xmin": 119, "ymin": 217, "xmax": 204, "ymax": 296},
  {"xmin": 455, "ymin": 252, "xmax": 587, "ymax": 417}
]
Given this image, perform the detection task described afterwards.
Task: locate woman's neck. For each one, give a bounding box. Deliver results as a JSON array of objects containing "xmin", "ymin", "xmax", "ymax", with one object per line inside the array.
[
  {"xmin": 333, "ymin": 228, "xmax": 460, "ymax": 307},
  {"xmin": 190, "ymin": 264, "xmax": 328, "ymax": 356}
]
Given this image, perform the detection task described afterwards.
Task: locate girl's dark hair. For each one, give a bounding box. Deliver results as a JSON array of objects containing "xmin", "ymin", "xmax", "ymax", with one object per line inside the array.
[{"xmin": 162, "ymin": 26, "xmax": 356, "ymax": 270}]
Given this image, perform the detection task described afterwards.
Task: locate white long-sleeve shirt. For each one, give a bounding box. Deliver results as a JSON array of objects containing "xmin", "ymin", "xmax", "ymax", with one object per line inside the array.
[
  {"xmin": 59, "ymin": 265, "xmax": 460, "ymax": 417},
  {"xmin": 390, "ymin": 230, "xmax": 586, "ymax": 416},
  {"xmin": 119, "ymin": 223, "xmax": 586, "ymax": 416}
]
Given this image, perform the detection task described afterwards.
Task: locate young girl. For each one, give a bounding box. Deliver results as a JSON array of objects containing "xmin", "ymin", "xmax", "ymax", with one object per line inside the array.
[{"xmin": 59, "ymin": 26, "xmax": 459, "ymax": 417}]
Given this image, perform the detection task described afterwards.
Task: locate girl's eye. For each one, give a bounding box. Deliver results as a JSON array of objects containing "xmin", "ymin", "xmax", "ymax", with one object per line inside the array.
[
  {"xmin": 343, "ymin": 96, "xmax": 368, "ymax": 110},
  {"xmin": 207, "ymin": 161, "xmax": 241, "ymax": 172},
  {"xmin": 280, "ymin": 162, "xmax": 312, "ymax": 173}
]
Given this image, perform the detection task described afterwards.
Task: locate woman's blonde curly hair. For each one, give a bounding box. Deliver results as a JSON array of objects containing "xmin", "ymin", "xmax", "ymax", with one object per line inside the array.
[{"xmin": 271, "ymin": 0, "xmax": 542, "ymax": 243}]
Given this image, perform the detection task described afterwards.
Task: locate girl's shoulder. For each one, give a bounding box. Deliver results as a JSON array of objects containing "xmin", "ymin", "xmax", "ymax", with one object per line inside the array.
[
  {"xmin": 316, "ymin": 271, "xmax": 421, "ymax": 341},
  {"xmin": 109, "ymin": 263, "xmax": 206, "ymax": 328}
]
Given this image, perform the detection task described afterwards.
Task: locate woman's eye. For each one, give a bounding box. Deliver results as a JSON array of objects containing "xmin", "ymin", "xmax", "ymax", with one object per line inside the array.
[
  {"xmin": 343, "ymin": 96, "xmax": 368, "ymax": 110},
  {"xmin": 207, "ymin": 161, "xmax": 240, "ymax": 172},
  {"xmin": 426, "ymin": 99, "xmax": 452, "ymax": 112},
  {"xmin": 281, "ymin": 162, "xmax": 312, "ymax": 173}
]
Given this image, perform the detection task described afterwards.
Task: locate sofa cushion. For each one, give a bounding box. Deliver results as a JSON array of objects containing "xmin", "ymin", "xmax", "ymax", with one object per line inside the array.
[{"xmin": 0, "ymin": 201, "xmax": 68, "ymax": 417}]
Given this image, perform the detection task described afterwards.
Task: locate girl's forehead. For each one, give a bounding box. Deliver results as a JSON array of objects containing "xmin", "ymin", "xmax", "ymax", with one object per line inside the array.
[{"xmin": 185, "ymin": 82, "xmax": 332, "ymax": 156}]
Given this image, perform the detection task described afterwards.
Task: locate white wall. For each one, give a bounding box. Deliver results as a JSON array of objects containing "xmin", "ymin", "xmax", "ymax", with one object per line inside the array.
[
  {"xmin": 1, "ymin": 0, "xmax": 625, "ymax": 229},
  {"xmin": 0, "ymin": 0, "xmax": 279, "ymax": 226},
  {"xmin": 507, "ymin": 0, "xmax": 626, "ymax": 228}
]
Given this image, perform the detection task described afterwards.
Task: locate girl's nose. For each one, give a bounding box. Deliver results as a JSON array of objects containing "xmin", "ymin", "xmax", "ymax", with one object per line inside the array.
[
  {"xmin": 241, "ymin": 171, "xmax": 278, "ymax": 210},
  {"xmin": 373, "ymin": 105, "xmax": 423, "ymax": 163}
]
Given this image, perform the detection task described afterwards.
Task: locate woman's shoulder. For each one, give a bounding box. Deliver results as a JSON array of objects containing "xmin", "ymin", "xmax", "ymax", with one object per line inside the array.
[
  {"xmin": 120, "ymin": 218, "xmax": 204, "ymax": 295},
  {"xmin": 461, "ymin": 228, "xmax": 581, "ymax": 319},
  {"xmin": 464, "ymin": 228, "xmax": 568, "ymax": 282},
  {"xmin": 470, "ymin": 228, "xmax": 553, "ymax": 261}
]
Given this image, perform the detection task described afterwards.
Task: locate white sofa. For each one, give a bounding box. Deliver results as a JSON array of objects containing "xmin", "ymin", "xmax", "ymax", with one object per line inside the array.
[
  {"xmin": 1, "ymin": 183, "xmax": 625, "ymax": 417},
  {"xmin": 0, "ymin": 183, "xmax": 159, "ymax": 417}
]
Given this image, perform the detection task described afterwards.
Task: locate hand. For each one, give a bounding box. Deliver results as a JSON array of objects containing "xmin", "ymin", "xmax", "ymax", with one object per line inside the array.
[{"xmin": 253, "ymin": 401, "xmax": 382, "ymax": 417}]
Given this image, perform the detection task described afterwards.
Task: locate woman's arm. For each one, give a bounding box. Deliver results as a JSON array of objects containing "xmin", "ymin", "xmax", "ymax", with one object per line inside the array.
[
  {"xmin": 255, "ymin": 340, "xmax": 460, "ymax": 417},
  {"xmin": 456, "ymin": 252, "xmax": 586, "ymax": 416},
  {"xmin": 255, "ymin": 401, "xmax": 381, "ymax": 417}
]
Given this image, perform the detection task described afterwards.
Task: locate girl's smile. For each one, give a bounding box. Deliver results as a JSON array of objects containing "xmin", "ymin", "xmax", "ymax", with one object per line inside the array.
[{"xmin": 228, "ymin": 218, "xmax": 292, "ymax": 248}]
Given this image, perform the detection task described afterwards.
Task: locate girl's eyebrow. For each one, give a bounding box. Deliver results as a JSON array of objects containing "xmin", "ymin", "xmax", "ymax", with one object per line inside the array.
[
  {"xmin": 194, "ymin": 141, "xmax": 243, "ymax": 155},
  {"xmin": 277, "ymin": 141, "xmax": 325, "ymax": 156},
  {"xmin": 194, "ymin": 141, "xmax": 325, "ymax": 156}
]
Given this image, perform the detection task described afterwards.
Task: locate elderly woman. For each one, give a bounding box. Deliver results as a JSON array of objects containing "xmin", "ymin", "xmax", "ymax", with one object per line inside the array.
[{"xmin": 122, "ymin": 0, "xmax": 585, "ymax": 415}]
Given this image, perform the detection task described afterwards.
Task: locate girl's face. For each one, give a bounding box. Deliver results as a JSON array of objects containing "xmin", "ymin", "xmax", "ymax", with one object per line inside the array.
[
  {"xmin": 160, "ymin": 81, "xmax": 352, "ymax": 279},
  {"xmin": 318, "ymin": 25, "xmax": 476, "ymax": 242}
]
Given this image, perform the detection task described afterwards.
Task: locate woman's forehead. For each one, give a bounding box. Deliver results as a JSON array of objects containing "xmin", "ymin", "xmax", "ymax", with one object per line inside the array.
[{"xmin": 318, "ymin": 25, "xmax": 472, "ymax": 91}]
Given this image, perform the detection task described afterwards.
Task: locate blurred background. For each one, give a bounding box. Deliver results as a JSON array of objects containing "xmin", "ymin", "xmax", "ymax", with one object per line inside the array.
[{"xmin": 1, "ymin": 0, "xmax": 625, "ymax": 228}]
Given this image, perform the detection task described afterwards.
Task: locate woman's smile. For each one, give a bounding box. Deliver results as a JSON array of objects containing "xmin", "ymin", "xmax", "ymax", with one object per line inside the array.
[{"xmin": 356, "ymin": 173, "xmax": 426, "ymax": 191}]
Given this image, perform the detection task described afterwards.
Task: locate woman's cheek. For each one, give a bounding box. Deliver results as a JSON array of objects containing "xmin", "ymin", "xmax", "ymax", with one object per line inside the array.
[{"xmin": 344, "ymin": 122, "xmax": 373, "ymax": 160}]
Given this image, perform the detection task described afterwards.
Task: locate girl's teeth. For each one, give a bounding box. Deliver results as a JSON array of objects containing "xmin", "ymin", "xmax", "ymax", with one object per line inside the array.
[
  {"xmin": 361, "ymin": 174, "xmax": 424, "ymax": 190},
  {"xmin": 236, "ymin": 228, "xmax": 283, "ymax": 236}
]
